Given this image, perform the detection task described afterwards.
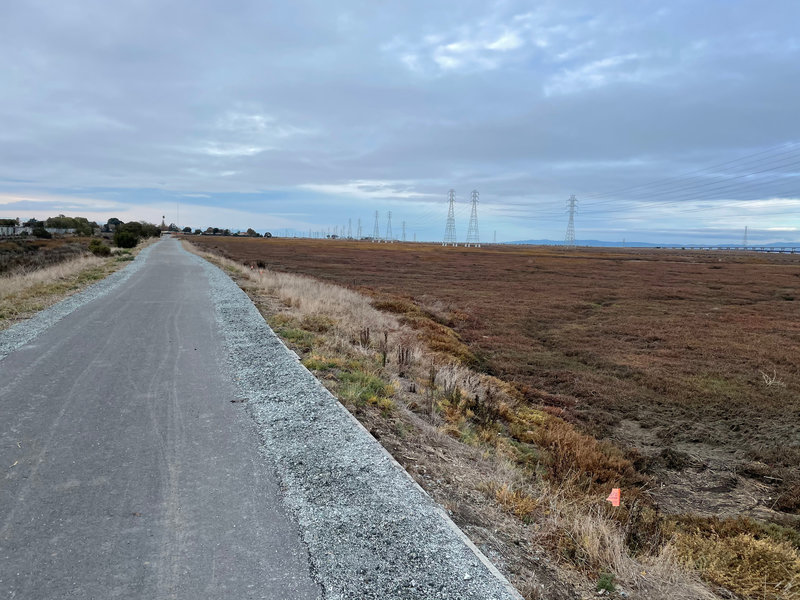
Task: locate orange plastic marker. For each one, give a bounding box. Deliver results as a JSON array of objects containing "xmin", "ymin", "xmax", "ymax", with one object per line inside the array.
[{"xmin": 606, "ymin": 488, "xmax": 621, "ymax": 507}]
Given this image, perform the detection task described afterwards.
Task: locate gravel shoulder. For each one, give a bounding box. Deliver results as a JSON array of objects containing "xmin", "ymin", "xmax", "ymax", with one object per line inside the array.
[{"xmin": 185, "ymin": 245, "xmax": 523, "ymax": 599}]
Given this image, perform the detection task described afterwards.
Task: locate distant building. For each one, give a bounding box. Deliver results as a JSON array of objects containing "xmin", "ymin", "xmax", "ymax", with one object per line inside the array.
[{"xmin": 0, "ymin": 226, "xmax": 34, "ymax": 237}]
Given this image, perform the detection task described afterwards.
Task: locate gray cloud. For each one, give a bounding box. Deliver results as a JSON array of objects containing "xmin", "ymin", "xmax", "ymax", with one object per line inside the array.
[{"xmin": 1, "ymin": 0, "xmax": 799, "ymax": 243}]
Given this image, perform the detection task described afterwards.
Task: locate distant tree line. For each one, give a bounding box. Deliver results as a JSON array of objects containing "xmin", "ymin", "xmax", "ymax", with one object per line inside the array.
[
  {"xmin": 3, "ymin": 214, "xmax": 273, "ymax": 246},
  {"xmin": 0, "ymin": 215, "xmax": 163, "ymax": 249},
  {"xmin": 174, "ymin": 226, "xmax": 271, "ymax": 237},
  {"xmin": 189, "ymin": 226, "xmax": 271, "ymax": 237}
]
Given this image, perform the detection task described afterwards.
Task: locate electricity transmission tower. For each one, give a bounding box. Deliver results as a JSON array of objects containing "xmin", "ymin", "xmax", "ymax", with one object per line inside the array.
[
  {"xmin": 466, "ymin": 190, "xmax": 480, "ymax": 247},
  {"xmin": 385, "ymin": 211, "xmax": 393, "ymax": 242},
  {"xmin": 357, "ymin": 218, "xmax": 362, "ymax": 239},
  {"xmin": 402, "ymin": 221, "xmax": 406, "ymax": 242},
  {"xmin": 372, "ymin": 211, "xmax": 380, "ymax": 242},
  {"xmin": 493, "ymin": 230, "xmax": 497, "ymax": 244},
  {"xmin": 742, "ymin": 226, "xmax": 748, "ymax": 247},
  {"xmin": 564, "ymin": 195, "xmax": 578, "ymax": 248},
  {"xmin": 443, "ymin": 189, "xmax": 457, "ymax": 246}
]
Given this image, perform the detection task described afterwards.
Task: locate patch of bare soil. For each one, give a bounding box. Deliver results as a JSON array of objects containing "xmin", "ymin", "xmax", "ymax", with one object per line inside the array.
[{"xmin": 613, "ymin": 419, "xmax": 785, "ymax": 522}]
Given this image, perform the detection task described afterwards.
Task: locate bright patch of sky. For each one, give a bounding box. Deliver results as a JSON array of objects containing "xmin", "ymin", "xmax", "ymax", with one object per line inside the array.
[{"xmin": 1, "ymin": 0, "xmax": 799, "ymax": 243}]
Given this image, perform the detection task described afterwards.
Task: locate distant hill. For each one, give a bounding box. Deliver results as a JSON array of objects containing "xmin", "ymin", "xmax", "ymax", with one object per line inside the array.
[
  {"xmin": 508, "ymin": 239, "xmax": 660, "ymax": 247},
  {"xmin": 507, "ymin": 239, "xmax": 800, "ymax": 248}
]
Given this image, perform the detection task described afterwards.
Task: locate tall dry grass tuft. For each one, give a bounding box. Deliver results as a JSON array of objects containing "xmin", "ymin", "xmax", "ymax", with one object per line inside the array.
[
  {"xmin": 0, "ymin": 255, "xmax": 105, "ymax": 301},
  {"xmin": 531, "ymin": 485, "xmax": 717, "ymax": 600},
  {"xmin": 186, "ymin": 247, "xmax": 433, "ymax": 370},
  {"xmin": 671, "ymin": 528, "xmax": 800, "ymax": 600},
  {"xmin": 0, "ymin": 253, "xmax": 112, "ymax": 329}
]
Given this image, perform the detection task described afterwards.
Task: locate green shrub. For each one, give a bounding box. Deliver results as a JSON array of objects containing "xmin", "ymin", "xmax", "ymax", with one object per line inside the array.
[
  {"xmin": 596, "ymin": 573, "xmax": 615, "ymax": 592},
  {"xmin": 339, "ymin": 370, "xmax": 392, "ymax": 405},
  {"xmin": 114, "ymin": 231, "xmax": 138, "ymax": 248},
  {"xmin": 88, "ymin": 238, "xmax": 111, "ymax": 256}
]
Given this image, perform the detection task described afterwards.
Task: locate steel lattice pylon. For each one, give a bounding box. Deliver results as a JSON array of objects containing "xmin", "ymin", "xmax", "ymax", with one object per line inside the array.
[
  {"xmin": 443, "ymin": 189, "xmax": 457, "ymax": 246},
  {"xmin": 372, "ymin": 211, "xmax": 380, "ymax": 242},
  {"xmin": 385, "ymin": 211, "xmax": 393, "ymax": 242},
  {"xmin": 465, "ymin": 190, "xmax": 480, "ymax": 247},
  {"xmin": 564, "ymin": 195, "xmax": 577, "ymax": 248}
]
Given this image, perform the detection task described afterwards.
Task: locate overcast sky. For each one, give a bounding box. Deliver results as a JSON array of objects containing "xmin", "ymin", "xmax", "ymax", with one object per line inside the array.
[{"xmin": 2, "ymin": 1, "xmax": 799, "ymax": 244}]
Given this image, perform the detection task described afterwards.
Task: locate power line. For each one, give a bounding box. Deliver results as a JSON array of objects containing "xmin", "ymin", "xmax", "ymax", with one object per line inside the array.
[
  {"xmin": 584, "ymin": 155, "xmax": 800, "ymax": 209},
  {"xmin": 507, "ymin": 154, "xmax": 800, "ymax": 222},
  {"xmin": 582, "ymin": 141, "xmax": 800, "ymax": 201}
]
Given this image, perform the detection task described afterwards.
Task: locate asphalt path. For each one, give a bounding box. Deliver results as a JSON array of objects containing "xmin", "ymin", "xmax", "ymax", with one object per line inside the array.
[{"xmin": 0, "ymin": 240, "xmax": 319, "ymax": 599}]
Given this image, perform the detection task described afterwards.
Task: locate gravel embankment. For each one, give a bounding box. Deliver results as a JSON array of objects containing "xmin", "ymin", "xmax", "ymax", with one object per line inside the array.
[
  {"xmin": 186, "ymin": 246, "xmax": 523, "ymax": 600},
  {"xmin": 0, "ymin": 245, "xmax": 155, "ymax": 361}
]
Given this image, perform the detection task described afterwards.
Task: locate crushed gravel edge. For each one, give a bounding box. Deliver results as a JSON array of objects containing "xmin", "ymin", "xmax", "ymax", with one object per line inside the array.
[
  {"xmin": 187, "ymin": 244, "xmax": 523, "ymax": 600},
  {"xmin": 0, "ymin": 244, "xmax": 156, "ymax": 362}
]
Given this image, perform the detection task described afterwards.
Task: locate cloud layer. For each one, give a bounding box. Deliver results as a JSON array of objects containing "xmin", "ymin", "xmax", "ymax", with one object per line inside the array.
[{"xmin": 1, "ymin": 0, "xmax": 799, "ymax": 243}]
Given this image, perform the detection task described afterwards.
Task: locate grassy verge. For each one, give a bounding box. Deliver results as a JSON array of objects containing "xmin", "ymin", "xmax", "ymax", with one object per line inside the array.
[
  {"xmin": 186, "ymin": 241, "xmax": 799, "ymax": 600},
  {"xmin": 0, "ymin": 244, "xmax": 145, "ymax": 330}
]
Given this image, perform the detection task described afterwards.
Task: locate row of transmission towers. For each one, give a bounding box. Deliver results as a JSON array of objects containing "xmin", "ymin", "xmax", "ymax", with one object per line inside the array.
[
  {"xmin": 443, "ymin": 189, "xmax": 481, "ymax": 247},
  {"xmin": 370, "ymin": 210, "xmax": 411, "ymax": 242},
  {"xmin": 300, "ymin": 212, "xmax": 413, "ymax": 242}
]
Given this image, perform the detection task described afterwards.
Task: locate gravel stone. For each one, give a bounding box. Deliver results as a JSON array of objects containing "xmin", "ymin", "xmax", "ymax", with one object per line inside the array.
[
  {"xmin": 0, "ymin": 244, "xmax": 156, "ymax": 361},
  {"xmin": 187, "ymin": 246, "xmax": 523, "ymax": 600}
]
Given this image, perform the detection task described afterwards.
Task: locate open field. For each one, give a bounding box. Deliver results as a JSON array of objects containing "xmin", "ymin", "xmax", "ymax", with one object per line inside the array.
[
  {"xmin": 191, "ymin": 236, "xmax": 800, "ymax": 599},
  {"xmin": 193, "ymin": 237, "xmax": 800, "ymax": 517}
]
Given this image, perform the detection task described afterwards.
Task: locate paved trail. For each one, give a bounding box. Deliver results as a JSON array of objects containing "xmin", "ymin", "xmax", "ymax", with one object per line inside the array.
[{"xmin": 0, "ymin": 240, "xmax": 319, "ymax": 599}]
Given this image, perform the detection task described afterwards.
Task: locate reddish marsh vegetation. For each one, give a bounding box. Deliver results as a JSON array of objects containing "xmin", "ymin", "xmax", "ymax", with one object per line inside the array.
[
  {"xmin": 193, "ymin": 237, "xmax": 800, "ymax": 521},
  {"xmin": 193, "ymin": 237, "xmax": 800, "ymax": 598}
]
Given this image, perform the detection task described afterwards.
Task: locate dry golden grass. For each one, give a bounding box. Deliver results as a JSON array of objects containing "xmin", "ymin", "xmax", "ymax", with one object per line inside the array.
[
  {"xmin": 532, "ymin": 417, "xmax": 637, "ymax": 486},
  {"xmin": 494, "ymin": 483, "xmax": 539, "ymax": 520},
  {"xmin": 0, "ymin": 255, "xmax": 107, "ymax": 327},
  {"xmin": 674, "ymin": 532, "xmax": 800, "ymax": 600},
  {"xmin": 0, "ymin": 255, "xmax": 104, "ymax": 297}
]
